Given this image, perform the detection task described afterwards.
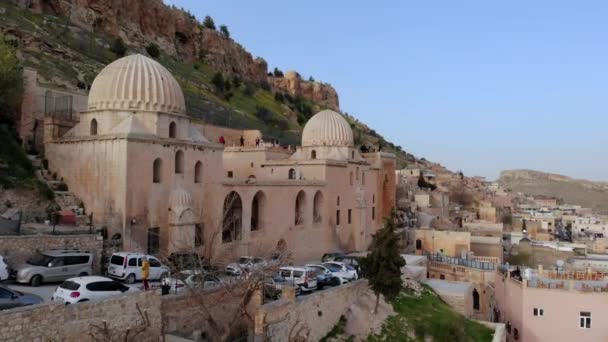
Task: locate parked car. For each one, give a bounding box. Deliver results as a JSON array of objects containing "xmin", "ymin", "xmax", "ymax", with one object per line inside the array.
[
  {"xmin": 0, "ymin": 285, "xmax": 42, "ymax": 310},
  {"xmin": 106, "ymin": 253, "xmax": 169, "ymax": 284},
  {"xmin": 14, "ymin": 250, "xmax": 93, "ymax": 286},
  {"xmin": 52, "ymin": 276, "xmax": 139, "ymax": 304},
  {"xmin": 162, "ymin": 272, "xmax": 222, "ymax": 294},
  {"xmin": 305, "ymin": 264, "xmax": 346, "ymax": 286},
  {"xmin": 0, "ymin": 256, "xmax": 9, "ymax": 281},
  {"xmin": 225, "ymin": 256, "xmax": 267, "ymax": 276},
  {"xmin": 263, "ymin": 275, "xmax": 300, "ymax": 300},
  {"xmin": 334, "ymin": 255, "xmax": 363, "ymax": 277},
  {"xmin": 278, "ymin": 267, "xmax": 317, "ymax": 293},
  {"xmin": 321, "ymin": 252, "xmax": 344, "ymax": 263},
  {"xmin": 322, "ymin": 261, "xmax": 358, "ymax": 281}
]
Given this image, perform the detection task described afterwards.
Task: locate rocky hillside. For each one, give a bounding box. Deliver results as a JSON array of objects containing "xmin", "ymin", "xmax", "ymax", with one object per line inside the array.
[
  {"xmin": 1, "ymin": 0, "xmax": 413, "ymax": 166},
  {"xmin": 499, "ymin": 169, "xmax": 608, "ymax": 214}
]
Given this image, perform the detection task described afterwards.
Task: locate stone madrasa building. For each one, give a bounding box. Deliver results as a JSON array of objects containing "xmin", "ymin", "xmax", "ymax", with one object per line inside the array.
[{"xmin": 44, "ymin": 54, "xmax": 396, "ymax": 261}]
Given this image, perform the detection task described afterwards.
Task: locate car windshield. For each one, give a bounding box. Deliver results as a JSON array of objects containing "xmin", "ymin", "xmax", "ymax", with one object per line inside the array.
[
  {"xmin": 110, "ymin": 255, "xmax": 124, "ymax": 265},
  {"xmin": 345, "ymin": 265, "xmax": 355, "ymax": 271},
  {"xmin": 324, "ymin": 264, "xmax": 341, "ymax": 272},
  {"xmin": 60, "ymin": 280, "xmax": 81, "ymax": 291},
  {"xmin": 27, "ymin": 253, "xmax": 53, "ymax": 266}
]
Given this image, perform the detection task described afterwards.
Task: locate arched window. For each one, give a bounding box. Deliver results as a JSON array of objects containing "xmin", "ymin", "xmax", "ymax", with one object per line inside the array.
[
  {"xmin": 356, "ymin": 167, "xmax": 359, "ymax": 180},
  {"xmin": 416, "ymin": 239, "xmax": 422, "ymax": 250},
  {"xmin": 351, "ymin": 151, "xmax": 355, "ymax": 159},
  {"xmin": 175, "ymin": 150, "xmax": 184, "ymax": 174},
  {"xmin": 313, "ymin": 191, "xmax": 323, "ymax": 223},
  {"xmin": 222, "ymin": 191, "xmax": 242, "ymax": 243},
  {"xmin": 153, "ymin": 158, "xmax": 162, "ymax": 183},
  {"xmin": 288, "ymin": 168, "xmax": 296, "ymax": 180},
  {"xmin": 251, "ymin": 191, "xmax": 266, "ymax": 231},
  {"xmin": 194, "ymin": 161, "xmax": 202, "ymax": 183},
  {"xmin": 362, "ymin": 171, "xmax": 365, "ymax": 185},
  {"xmin": 169, "ymin": 121, "xmax": 176, "ymax": 138},
  {"xmin": 337, "ymin": 196, "xmax": 340, "ymax": 206},
  {"xmin": 349, "ymin": 172, "xmax": 353, "ymax": 185},
  {"xmin": 473, "ymin": 289, "xmax": 480, "ymax": 311},
  {"xmin": 311, "ymin": 150, "xmax": 317, "ymax": 159},
  {"xmin": 295, "ymin": 190, "xmax": 306, "ymax": 225},
  {"xmin": 90, "ymin": 119, "xmax": 98, "ymax": 136}
]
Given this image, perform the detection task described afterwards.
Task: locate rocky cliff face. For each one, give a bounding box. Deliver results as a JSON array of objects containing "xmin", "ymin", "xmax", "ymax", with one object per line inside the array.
[
  {"xmin": 13, "ymin": 0, "xmax": 338, "ymax": 109},
  {"xmin": 270, "ymin": 71, "xmax": 339, "ymax": 111}
]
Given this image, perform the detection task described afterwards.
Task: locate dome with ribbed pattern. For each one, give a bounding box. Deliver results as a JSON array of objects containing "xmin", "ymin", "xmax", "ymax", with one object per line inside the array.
[
  {"xmin": 301, "ymin": 110, "xmax": 354, "ymax": 147},
  {"xmin": 88, "ymin": 54, "xmax": 186, "ymax": 114}
]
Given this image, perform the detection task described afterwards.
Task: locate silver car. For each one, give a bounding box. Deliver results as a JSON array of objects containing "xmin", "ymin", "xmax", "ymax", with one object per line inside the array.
[{"xmin": 14, "ymin": 250, "xmax": 93, "ymax": 286}]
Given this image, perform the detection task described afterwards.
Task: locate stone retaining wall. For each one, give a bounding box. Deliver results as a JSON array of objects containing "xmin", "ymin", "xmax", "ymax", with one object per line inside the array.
[
  {"xmin": 0, "ymin": 290, "xmax": 161, "ymax": 342},
  {"xmin": 0, "ymin": 234, "xmax": 103, "ymax": 272}
]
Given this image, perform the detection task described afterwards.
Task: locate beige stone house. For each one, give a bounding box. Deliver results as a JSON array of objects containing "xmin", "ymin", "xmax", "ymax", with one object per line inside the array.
[{"xmin": 44, "ymin": 54, "xmax": 396, "ymax": 262}]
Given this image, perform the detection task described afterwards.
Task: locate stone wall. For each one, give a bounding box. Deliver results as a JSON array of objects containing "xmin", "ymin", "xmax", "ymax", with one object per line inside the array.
[
  {"xmin": 0, "ymin": 234, "xmax": 103, "ymax": 272},
  {"xmin": 255, "ymin": 280, "xmax": 368, "ymax": 341},
  {"xmin": 0, "ymin": 290, "xmax": 162, "ymax": 342}
]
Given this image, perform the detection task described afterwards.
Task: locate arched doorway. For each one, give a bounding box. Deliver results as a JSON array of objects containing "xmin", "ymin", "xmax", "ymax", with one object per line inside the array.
[
  {"xmin": 152, "ymin": 158, "xmax": 162, "ymax": 183},
  {"xmin": 194, "ymin": 161, "xmax": 202, "ymax": 183},
  {"xmin": 175, "ymin": 150, "xmax": 184, "ymax": 174},
  {"xmin": 313, "ymin": 191, "xmax": 323, "ymax": 223},
  {"xmin": 169, "ymin": 121, "xmax": 176, "ymax": 138},
  {"xmin": 295, "ymin": 190, "xmax": 306, "ymax": 225},
  {"xmin": 222, "ymin": 191, "xmax": 242, "ymax": 243},
  {"xmin": 251, "ymin": 191, "xmax": 266, "ymax": 231},
  {"xmin": 473, "ymin": 288, "xmax": 480, "ymax": 311}
]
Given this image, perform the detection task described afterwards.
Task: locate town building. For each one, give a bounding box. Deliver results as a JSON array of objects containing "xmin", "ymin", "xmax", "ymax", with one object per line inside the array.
[{"xmin": 44, "ymin": 54, "xmax": 396, "ymax": 262}]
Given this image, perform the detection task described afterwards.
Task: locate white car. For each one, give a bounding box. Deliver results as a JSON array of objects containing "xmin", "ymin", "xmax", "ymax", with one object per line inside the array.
[
  {"xmin": 278, "ymin": 266, "xmax": 317, "ymax": 293},
  {"xmin": 107, "ymin": 252, "xmax": 170, "ymax": 283},
  {"xmin": 305, "ymin": 263, "xmax": 351, "ymax": 284},
  {"xmin": 0, "ymin": 256, "xmax": 9, "ymax": 281},
  {"xmin": 162, "ymin": 272, "xmax": 222, "ymax": 294},
  {"xmin": 52, "ymin": 276, "xmax": 140, "ymax": 304},
  {"xmin": 225, "ymin": 256, "xmax": 267, "ymax": 276},
  {"xmin": 323, "ymin": 261, "xmax": 358, "ymax": 281}
]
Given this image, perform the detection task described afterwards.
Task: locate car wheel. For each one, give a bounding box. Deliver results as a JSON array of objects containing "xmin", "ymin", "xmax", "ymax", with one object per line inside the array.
[
  {"xmin": 78, "ymin": 272, "xmax": 88, "ymax": 277},
  {"xmin": 332, "ymin": 277, "xmax": 341, "ymax": 286},
  {"xmin": 125, "ymin": 273, "xmax": 136, "ymax": 284},
  {"xmin": 30, "ymin": 275, "xmax": 42, "ymax": 287}
]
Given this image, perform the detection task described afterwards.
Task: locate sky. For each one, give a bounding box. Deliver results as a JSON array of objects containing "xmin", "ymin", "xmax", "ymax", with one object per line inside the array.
[{"xmin": 164, "ymin": 0, "xmax": 608, "ymax": 181}]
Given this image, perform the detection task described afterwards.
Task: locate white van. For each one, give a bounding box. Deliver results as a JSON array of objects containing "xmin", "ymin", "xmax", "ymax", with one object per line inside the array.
[
  {"xmin": 278, "ymin": 266, "xmax": 317, "ymax": 293},
  {"xmin": 106, "ymin": 252, "xmax": 169, "ymax": 284}
]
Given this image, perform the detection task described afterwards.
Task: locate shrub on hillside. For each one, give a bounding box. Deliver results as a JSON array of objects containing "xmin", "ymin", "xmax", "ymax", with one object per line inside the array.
[
  {"xmin": 219, "ymin": 25, "xmax": 230, "ymax": 38},
  {"xmin": 203, "ymin": 15, "xmax": 216, "ymax": 30},
  {"xmin": 273, "ymin": 67, "xmax": 283, "ymax": 77},
  {"xmin": 146, "ymin": 43, "xmax": 160, "ymax": 58},
  {"xmin": 0, "ymin": 35, "xmax": 23, "ymax": 117},
  {"xmin": 110, "ymin": 38, "xmax": 127, "ymax": 57}
]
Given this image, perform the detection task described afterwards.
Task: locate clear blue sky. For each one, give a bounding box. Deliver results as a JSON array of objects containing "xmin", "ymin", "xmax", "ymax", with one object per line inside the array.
[{"xmin": 165, "ymin": 0, "xmax": 608, "ymax": 181}]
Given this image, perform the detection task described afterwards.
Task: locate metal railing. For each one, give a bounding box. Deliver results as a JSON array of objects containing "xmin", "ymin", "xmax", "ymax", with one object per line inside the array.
[{"xmin": 426, "ymin": 253, "xmax": 496, "ymax": 271}]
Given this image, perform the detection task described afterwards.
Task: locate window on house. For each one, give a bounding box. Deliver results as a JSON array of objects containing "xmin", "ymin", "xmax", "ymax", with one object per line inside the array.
[
  {"xmin": 348, "ymin": 209, "xmax": 352, "ymax": 224},
  {"xmin": 169, "ymin": 121, "xmax": 176, "ymax": 138},
  {"xmin": 416, "ymin": 239, "xmax": 422, "ymax": 250},
  {"xmin": 472, "ymin": 289, "xmax": 480, "ymax": 311},
  {"xmin": 227, "ymin": 171, "xmax": 233, "ymax": 178},
  {"xmin": 194, "ymin": 161, "xmax": 202, "ymax": 183},
  {"xmin": 356, "ymin": 167, "xmax": 359, "ymax": 180},
  {"xmin": 580, "ymin": 312, "xmax": 591, "ymax": 329},
  {"xmin": 362, "ymin": 172, "xmax": 365, "ymax": 185},
  {"xmin": 372, "ymin": 207, "xmax": 376, "ymax": 220},
  {"xmin": 153, "ymin": 158, "xmax": 162, "ymax": 183},
  {"xmin": 533, "ymin": 308, "xmax": 544, "ymax": 317},
  {"xmin": 288, "ymin": 168, "xmax": 296, "ymax": 180},
  {"xmin": 336, "ymin": 210, "xmax": 340, "ymax": 226},
  {"xmin": 337, "ymin": 196, "xmax": 340, "ymax": 206},
  {"xmin": 175, "ymin": 150, "xmax": 184, "ymax": 174},
  {"xmin": 440, "ymin": 274, "xmax": 445, "ymax": 280},
  {"xmin": 349, "ymin": 172, "xmax": 353, "ymax": 185},
  {"xmin": 90, "ymin": 119, "xmax": 98, "ymax": 136},
  {"xmin": 311, "ymin": 150, "xmax": 316, "ymax": 159},
  {"xmin": 351, "ymin": 151, "xmax": 355, "ymax": 159},
  {"xmin": 295, "ymin": 190, "xmax": 306, "ymax": 225}
]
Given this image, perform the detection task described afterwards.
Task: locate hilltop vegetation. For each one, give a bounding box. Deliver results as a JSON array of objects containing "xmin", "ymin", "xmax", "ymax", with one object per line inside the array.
[
  {"xmin": 0, "ymin": 1, "xmax": 413, "ymax": 167},
  {"xmin": 499, "ymin": 169, "xmax": 608, "ymax": 214}
]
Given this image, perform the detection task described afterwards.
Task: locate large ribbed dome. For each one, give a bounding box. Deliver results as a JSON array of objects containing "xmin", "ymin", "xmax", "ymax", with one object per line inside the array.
[
  {"xmin": 88, "ymin": 54, "xmax": 186, "ymax": 114},
  {"xmin": 301, "ymin": 110, "xmax": 354, "ymax": 147}
]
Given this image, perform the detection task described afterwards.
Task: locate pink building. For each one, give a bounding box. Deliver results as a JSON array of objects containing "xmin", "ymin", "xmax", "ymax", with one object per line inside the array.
[{"xmin": 494, "ymin": 267, "xmax": 608, "ymax": 342}]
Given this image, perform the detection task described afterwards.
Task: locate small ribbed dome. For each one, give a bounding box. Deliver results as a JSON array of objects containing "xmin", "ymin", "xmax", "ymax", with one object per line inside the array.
[
  {"xmin": 169, "ymin": 186, "xmax": 193, "ymax": 210},
  {"xmin": 88, "ymin": 54, "xmax": 186, "ymax": 114},
  {"xmin": 301, "ymin": 110, "xmax": 353, "ymax": 147}
]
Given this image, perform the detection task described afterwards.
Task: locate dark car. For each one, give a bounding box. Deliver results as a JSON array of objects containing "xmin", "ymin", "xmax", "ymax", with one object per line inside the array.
[
  {"xmin": 313, "ymin": 270, "xmax": 340, "ymax": 289},
  {"xmin": 321, "ymin": 252, "xmax": 344, "ymax": 263},
  {"xmin": 0, "ymin": 285, "xmax": 43, "ymax": 310}
]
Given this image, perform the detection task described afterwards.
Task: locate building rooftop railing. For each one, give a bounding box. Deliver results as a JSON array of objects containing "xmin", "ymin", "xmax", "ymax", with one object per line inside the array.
[{"xmin": 426, "ymin": 254, "xmax": 496, "ymax": 271}]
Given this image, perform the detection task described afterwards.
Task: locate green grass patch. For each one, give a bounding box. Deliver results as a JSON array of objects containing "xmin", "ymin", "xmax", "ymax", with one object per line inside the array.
[{"xmin": 368, "ymin": 287, "xmax": 494, "ymax": 342}]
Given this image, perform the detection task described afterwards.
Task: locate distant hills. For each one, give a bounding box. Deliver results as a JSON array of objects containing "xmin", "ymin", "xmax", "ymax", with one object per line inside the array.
[{"xmin": 499, "ymin": 169, "xmax": 608, "ymax": 214}]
